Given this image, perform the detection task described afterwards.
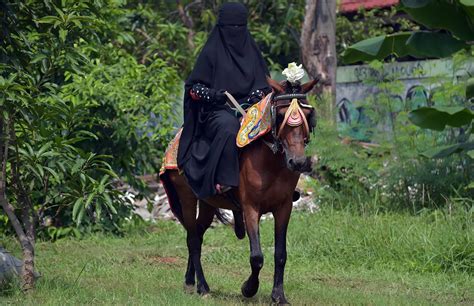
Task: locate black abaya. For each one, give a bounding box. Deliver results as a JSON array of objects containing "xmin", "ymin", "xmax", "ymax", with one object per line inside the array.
[{"xmin": 177, "ymin": 3, "xmax": 270, "ymax": 199}]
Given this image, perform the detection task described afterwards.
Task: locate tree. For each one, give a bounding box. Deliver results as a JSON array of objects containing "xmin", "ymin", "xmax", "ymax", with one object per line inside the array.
[
  {"xmin": 301, "ymin": 0, "xmax": 337, "ymax": 120},
  {"xmin": 0, "ymin": 0, "xmax": 182, "ymax": 290}
]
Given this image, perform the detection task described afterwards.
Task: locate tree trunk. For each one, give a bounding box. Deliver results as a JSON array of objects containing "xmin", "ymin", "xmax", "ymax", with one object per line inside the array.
[
  {"xmin": 21, "ymin": 241, "xmax": 35, "ymax": 291},
  {"xmin": 176, "ymin": 0, "xmax": 195, "ymax": 49},
  {"xmin": 301, "ymin": 0, "xmax": 337, "ymax": 122},
  {"xmin": 0, "ymin": 115, "xmax": 36, "ymax": 291}
]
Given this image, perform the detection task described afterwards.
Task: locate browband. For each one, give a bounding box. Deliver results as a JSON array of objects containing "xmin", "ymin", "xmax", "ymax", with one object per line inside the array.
[{"xmin": 273, "ymin": 93, "xmax": 307, "ymax": 101}]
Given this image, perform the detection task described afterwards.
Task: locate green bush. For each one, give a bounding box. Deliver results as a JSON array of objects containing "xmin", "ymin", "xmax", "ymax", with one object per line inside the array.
[
  {"xmin": 0, "ymin": 0, "xmax": 183, "ymax": 239},
  {"xmin": 308, "ymin": 57, "xmax": 473, "ymax": 213}
]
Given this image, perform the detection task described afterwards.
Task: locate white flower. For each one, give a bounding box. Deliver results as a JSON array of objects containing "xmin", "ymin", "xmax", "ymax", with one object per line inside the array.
[{"xmin": 282, "ymin": 62, "xmax": 305, "ymax": 84}]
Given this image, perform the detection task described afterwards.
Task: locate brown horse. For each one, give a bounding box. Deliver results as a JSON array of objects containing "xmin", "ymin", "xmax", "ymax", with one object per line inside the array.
[{"xmin": 160, "ymin": 78, "xmax": 318, "ymax": 304}]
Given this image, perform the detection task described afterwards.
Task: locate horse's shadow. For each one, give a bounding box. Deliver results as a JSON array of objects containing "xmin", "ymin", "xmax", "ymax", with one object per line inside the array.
[{"xmin": 209, "ymin": 289, "xmax": 269, "ymax": 304}]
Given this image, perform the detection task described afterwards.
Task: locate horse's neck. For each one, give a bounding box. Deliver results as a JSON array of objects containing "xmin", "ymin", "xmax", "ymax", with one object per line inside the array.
[
  {"xmin": 239, "ymin": 139, "xmax": 300, "ymax": 203},
  {"xmin": 241, "ymin": 137, "xmax": 297, "ymax": 178}
]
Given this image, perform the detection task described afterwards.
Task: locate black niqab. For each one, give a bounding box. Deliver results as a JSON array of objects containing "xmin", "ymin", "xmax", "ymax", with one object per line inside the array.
[
  {"xmin": 186, "ymin": 2, "xmax": 269, "ymax": 100},
  {"xmin": 178, "ymin": 2, "xmax": 270, "ymax": 168}
]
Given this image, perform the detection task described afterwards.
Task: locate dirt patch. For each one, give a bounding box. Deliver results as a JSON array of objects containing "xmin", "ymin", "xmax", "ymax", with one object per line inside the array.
[{"xmin": 146, "ymin": 255, "xmax": 182, "ymax": 266}]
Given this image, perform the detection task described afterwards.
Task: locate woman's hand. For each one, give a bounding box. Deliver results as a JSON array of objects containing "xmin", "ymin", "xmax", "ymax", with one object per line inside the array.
[
  {"xmin": 214, "ymin": 89, "xmax": 227, "ymax": 104},
  {"xmin": 190, "ymin": 83, "xmax": 227, "ymax": 105}
]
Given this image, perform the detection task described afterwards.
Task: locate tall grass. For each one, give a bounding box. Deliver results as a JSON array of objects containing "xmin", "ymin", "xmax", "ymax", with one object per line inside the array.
[{"xmin": 1, "ymin": 208, "xmax": 472, "ymax": 304}]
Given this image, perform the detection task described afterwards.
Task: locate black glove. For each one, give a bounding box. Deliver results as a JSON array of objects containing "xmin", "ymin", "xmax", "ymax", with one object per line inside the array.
[
  {"xmin": 213, "ymin": 89, "xmax": 227, "ymax": 105},
  {"xmin": 191, "ymin": 83, "xmax": 227, "ymax": 105}
]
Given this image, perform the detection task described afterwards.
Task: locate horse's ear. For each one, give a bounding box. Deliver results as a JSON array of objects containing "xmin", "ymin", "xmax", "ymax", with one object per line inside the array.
[
  {"xmin": 267, "ymin": 76, "xmax": 285, "ymax": 93},
  {"xmin": 301, "ymin": 79, "xmax": 319, "ymax": 94}
]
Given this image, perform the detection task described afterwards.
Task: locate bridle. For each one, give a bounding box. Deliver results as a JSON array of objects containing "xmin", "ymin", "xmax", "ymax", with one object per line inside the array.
[{"xmin": 264, "ymin": 92, "xmax": 316, "ymax": 154}]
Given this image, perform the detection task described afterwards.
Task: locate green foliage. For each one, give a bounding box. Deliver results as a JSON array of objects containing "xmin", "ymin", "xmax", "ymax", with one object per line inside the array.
[
  {"xmin": 400, "ymin": 0, "xmax": 474, "ymax": 41},
  {"xmin": 342, "ymin": 0, "xmax": 474, "ymax": 63},
  {"xmin": 334, "ymin": 0, "xmax": 474, "ymax": 207},
  {"xmin": 309, "ymin": 58, "xmax": 473, "ymax": 212},
  {"xmin": 337, "ymin": 7, "xmax": 419, "ymax": 62},
  {"xmin": 61, "ymin": 52, "xmax": 181, "ymax": 176},
  {"xmin": 343, "ymin": 32, "xmax": 468, "ymax": 63},
  {"xmin": 409, "ymin": 106, "xmax": 473, "ymax": 130},
  {"xmin": 0, "ymin": 0, "xmax": 183, "ymax": 238},
  {"xmin": 407, "ymin": 52, "xmax": 473, "ymax": 160}
]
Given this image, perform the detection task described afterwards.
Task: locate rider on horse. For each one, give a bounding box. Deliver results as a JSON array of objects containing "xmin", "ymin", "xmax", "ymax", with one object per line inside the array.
[{"xmin": 177, "ymin": 2, "xmax": 271, "ymax": 199}]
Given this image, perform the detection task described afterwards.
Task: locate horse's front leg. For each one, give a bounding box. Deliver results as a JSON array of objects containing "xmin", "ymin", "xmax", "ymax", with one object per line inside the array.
[
  {"xmin": 271, "ymin": 203, "xmax": 292, "ymax": 305},
  {"xmin": 241, "ymin": 205, "xmax": 263, "ymax": 298}
]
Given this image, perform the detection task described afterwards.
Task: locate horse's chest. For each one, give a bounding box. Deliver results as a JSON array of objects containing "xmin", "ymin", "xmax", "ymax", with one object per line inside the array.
[{"xmin": 240, "ymin": 169, "xmax": 299, "ymax": 212}]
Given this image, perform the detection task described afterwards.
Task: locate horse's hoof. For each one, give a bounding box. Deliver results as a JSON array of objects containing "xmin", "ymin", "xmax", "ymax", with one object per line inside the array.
[
  {"xmin": 271, "ymin": 294, "xmax": 290, "ymax": 305},
  {"xmin": 183, "ymin": 283, "xmax": 195, "ymax": 294},
  {"xmin": 241, "ymin": 279, "xmax": 259, "ymax": 298},
  {"xmin": 197, "ymin": 283, "xmax": 210, "ymax": 296}
]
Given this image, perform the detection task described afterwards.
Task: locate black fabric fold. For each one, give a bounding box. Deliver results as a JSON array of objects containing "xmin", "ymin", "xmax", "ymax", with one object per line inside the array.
[{"xmin": 177, "ymin": 2, "xmax": 270, "ymax": 198}]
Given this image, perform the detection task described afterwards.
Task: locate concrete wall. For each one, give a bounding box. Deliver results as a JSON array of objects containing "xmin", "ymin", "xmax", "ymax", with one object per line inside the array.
[{"xmin": 335, "ymin": 58, "xmax": 470, "ymax": 140}]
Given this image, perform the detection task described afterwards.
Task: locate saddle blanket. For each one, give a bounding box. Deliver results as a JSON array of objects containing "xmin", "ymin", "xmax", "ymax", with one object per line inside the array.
[{"xmin": 159, "ymin": 95, "xmax": 272, "ymax": 174}]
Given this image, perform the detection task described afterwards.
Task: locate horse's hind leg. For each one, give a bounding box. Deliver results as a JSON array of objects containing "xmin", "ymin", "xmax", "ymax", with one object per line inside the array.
[
  {"xmin": 271, "ymin": 203, "xmax": 292, "ymax": 304},
  {"xmin": 241, "ymin": 205, "xmax": 263, "ymax": 298},
  {"xmin": 183, "ymin": 198, "xmax": 216, "ymax": 295},
  {"xmin": 183, "ymin": 200, "xmax": 215, "ymax": 293},
  {"xmin": 169, "ymin": 171, "xmax": 211, "ymax": 295}
]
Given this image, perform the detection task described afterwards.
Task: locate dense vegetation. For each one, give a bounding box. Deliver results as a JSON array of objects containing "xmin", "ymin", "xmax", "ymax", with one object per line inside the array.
[
  {"xmin": 312, "ymin": 0, "xmax": 473, "ymax": 212},
  {"xmin": 309, "ymin": 51, "xmax": 473, "ymax": 212},
  {"xmin": 0, "ymin": 0, "xmax": 428, "ymax": 238}
]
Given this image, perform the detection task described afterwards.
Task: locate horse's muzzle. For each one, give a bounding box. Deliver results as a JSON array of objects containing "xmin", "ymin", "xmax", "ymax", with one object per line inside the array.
[{"xmin": 286, "ymin": 156, "xmax": 312, "ymax": 173}]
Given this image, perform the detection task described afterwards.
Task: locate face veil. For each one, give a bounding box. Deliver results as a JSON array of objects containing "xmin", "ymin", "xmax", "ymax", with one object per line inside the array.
[
  {"xmin": 185, "ymin": 2, "xmax": 270, "ymax": 100},
  {"xmin": 178, "ymin": 2, "xmax": 270, "ymax": 169}
]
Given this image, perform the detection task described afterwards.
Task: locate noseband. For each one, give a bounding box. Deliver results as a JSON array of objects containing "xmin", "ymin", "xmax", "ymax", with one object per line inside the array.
[{"xmin": 264, "ymin": 92, "xmax": 316, "ymax": 154}]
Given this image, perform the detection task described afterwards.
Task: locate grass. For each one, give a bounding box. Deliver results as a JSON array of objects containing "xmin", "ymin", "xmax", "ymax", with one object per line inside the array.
[{"xmin": 1, "ymin": 210, "xmax": 473, "ymax": 305}]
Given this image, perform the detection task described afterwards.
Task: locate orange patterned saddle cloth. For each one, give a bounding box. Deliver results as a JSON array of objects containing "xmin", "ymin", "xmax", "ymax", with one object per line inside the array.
[
  {"xmin": 159, "ymin": 94, "xmax": 272, "ymax": 175},
  {"xmin": 159, "ymin": 128, "xmax": 182, "ymax": 175}
]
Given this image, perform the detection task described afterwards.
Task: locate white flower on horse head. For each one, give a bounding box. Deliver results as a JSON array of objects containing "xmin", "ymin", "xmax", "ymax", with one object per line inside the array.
[{"xmin": 282, "ymin": 62, "xmax": 305, "ymax": 84}]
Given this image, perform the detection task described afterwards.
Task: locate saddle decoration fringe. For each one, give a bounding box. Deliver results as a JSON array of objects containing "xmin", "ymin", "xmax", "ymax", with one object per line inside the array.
[{"xmin": 236, "ymin": 93, "xmax": 272, "ymax": 148}]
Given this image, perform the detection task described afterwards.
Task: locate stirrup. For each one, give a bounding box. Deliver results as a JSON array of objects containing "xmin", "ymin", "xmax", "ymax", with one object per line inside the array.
[
  {"xmin": 216, "ymin": 184, "xmax": 232, "ymax": 194},
  {"xmin": 220, "ymin": 186, "xmax": 232, "ymax": 193}
]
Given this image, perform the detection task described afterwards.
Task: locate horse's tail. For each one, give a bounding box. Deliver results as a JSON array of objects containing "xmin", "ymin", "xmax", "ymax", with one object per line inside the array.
[
  {"xmin": 215, "ymin": 209, "xmax": 231, "ymax": 224},
  {"xmin": 215, "ymin": 209, "xmax": 246, "ymax": 239},
  {"xmin": 160, "ymin": 171, "xmax": 234, "ymax": 227}
]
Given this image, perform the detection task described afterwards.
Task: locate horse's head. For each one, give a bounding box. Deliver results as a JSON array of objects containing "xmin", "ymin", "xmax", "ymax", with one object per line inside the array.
[{"xmin": 267, "ymin": 77, "xmax": 318, "ymax": 173}]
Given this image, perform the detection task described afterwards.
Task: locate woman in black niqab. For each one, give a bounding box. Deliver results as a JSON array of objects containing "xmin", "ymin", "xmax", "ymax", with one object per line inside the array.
[{"xmin": 177, "ymin": 2, "xmax": 271, "ymax": 199}]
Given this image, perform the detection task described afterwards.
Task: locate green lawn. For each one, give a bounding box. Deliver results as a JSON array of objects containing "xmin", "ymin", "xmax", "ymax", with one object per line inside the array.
[{"xmin": 2, "ymin": 210, "xmax": 473, "ymax": 305}]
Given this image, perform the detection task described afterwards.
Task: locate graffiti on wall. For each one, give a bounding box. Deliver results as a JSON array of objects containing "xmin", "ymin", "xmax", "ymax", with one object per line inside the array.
[{"xmin": 335, "ymin": 59, "xmax": 457, "ymax": 141}]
